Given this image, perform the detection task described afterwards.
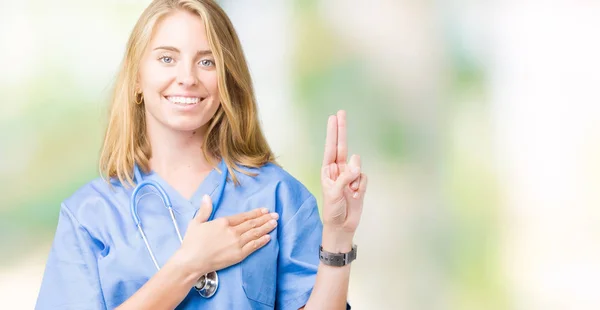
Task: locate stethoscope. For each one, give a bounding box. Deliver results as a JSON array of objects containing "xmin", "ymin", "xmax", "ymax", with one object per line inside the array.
[{"xmin": 129, "ymin": 160, "xmax": 228, "ymax": 298}]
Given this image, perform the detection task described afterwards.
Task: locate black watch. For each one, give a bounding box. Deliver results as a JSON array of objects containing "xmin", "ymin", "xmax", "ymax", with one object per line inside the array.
[{"xmin": 319, "ymin": 244, "xmax": 357, "ymax": 267}]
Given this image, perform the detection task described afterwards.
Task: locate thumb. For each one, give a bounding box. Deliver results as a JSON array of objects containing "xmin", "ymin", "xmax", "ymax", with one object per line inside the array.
[
  {"xmin": 347, "ymin": 154, "xmax": 361, "ymax": 190},
  {"xmin": 194, "ymin": 195, "xmax": 213, "ymax": 223},
  {"xmin": 334, "ymin": 165, "xmax": 361, "ymax": 195}
]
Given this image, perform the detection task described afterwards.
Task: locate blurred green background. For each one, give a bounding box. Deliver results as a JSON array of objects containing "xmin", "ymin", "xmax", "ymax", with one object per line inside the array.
[{"xmin": 3, "ymin": 0, "xmax": 600, "ymax": 309}]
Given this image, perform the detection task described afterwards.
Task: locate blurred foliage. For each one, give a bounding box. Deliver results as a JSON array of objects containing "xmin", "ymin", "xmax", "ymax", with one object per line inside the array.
[
  {"xmin": 289, "ymin": 1, "xmax": 505, "ymax": 309},
  {"xmin": 291, "ymin": 1, "xmax": 406, "ymax": 204},
  {"xmin": 0, "ymin": 73, "xmax": 105, "ymax": 263},
  {"xmin": 441, "ymin": 25, "xmax": 507, "ymax": 309},
  {"xmin": 0, "ymin": 1, "xmax": 506, "ymax": 308}
]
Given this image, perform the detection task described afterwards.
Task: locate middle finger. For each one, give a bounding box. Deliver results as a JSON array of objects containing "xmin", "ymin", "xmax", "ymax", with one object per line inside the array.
[
  {"xmin": 336, "ymin": 110, "xmax": 348, "ymax": 166},
  {"xmin": 240, "ymin": 217, "xmax": 278, "ymax": 245}
]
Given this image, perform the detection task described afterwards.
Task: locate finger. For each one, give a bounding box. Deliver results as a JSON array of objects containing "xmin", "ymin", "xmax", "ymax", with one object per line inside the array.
[
  {"xmin": 241, "ymin": 234, "xmax": 271, "ymax": 257},
  {"xmin": 226, "ymin": 208, "xmax": 269, "ymax": 226},
  {"xmin": 234, "ymin": 212, "xmax": 279, "ymax": 234},
  {"xmin": 350, "ymin": 175, "xmax": 361, "ymax": 191},
  {"xmin": 334, "ymin": 165, "xmax": 361, "ymax": 195},
  {"xmin": 347, "ymin": 154, "xmax": 361, "ymax": 190},
  {"xmin": 322, "ymin": 165, "xmax": 331, "ymax": 181},
  {"xmin": 193, "ymin": 195, "xmax": 213, "ymax": 223},
  {"xmin": 352, "ymin": 173, "xmax": 368, "ymax": 199},
  {"xmin": 322, "ymin": 115, "xmax": 337, "ymax": 167},
  {"xmin": 240, "ymin": 217, "xmax": 278, "ymax": 245},
  {"xmin": 321, "ymin": 164, "xmax": 340, "ymax": 182},
  {"xmin": 336, "ymin": 110, "xmax": 348, "ymax": 166}
]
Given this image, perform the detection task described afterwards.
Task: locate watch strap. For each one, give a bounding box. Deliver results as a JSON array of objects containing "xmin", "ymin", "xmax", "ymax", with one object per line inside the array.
[{"xmin": 319, "ymin": 244, "xmax": 357, "ymax": 267}]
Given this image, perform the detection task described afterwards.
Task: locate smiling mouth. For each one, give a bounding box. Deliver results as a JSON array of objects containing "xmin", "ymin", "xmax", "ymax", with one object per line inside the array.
[{"xmin": 165, "ymin": 96, "xmax": 205, "ymax": 105}]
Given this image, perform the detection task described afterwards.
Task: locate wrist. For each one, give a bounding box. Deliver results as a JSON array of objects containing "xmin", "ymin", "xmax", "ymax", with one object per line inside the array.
[
  {"xmin": 321, "ymin": 226, "xmax": 354, "ymax": 253},
  {"xmin": 169, "ymin": 250, "xmax": 208, "ymax": 286}
]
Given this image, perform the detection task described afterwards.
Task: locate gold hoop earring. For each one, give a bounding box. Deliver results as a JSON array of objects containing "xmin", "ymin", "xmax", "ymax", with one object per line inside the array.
[{"xmin": 135, "ymin": 92, "xmax": 144, "ymax": 105}]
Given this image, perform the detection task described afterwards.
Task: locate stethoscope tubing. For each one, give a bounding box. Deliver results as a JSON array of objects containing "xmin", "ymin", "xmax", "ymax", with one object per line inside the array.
[{"xmin": 128, "ymin": 160, "xmax": 228, "ymax": 298}]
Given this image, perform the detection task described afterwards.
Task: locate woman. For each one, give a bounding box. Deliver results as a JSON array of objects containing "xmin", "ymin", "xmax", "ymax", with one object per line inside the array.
[{"xmin": 36, "ymin": 0, "xmax": 367, "ymax": 309}]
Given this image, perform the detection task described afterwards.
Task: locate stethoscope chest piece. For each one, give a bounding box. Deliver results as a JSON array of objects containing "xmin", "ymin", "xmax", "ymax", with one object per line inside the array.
[{"xmin": 195, "ymin": 271, "xmax": 218, "ymax": 298}]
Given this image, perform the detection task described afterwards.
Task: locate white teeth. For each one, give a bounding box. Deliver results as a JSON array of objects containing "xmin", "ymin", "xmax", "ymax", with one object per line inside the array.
[{"xmin": 167, "ymin": 96, "xmax": 201, "ymax": 105}]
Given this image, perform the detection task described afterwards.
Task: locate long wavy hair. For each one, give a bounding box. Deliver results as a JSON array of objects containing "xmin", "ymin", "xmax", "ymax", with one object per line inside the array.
[{"xmin": 99, "ymin": 0, "xmax": 275, "ymax": 187}]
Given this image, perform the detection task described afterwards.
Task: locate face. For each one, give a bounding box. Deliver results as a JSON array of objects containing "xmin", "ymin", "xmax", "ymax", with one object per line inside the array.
[{"xmin": 137, "ymin": 10, "xmax": 220, "ymax": 133}]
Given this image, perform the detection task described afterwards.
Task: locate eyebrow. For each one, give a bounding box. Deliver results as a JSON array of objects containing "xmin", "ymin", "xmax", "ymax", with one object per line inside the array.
[{"xmin": 153, "ymin": 46, "xmax": 212, "ymax": 56}]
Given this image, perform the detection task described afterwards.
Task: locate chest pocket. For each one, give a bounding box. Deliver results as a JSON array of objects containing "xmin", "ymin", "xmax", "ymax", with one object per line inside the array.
[{"xmin": 240, "ymin": 235, "xmax": 278, "ymax": 309}]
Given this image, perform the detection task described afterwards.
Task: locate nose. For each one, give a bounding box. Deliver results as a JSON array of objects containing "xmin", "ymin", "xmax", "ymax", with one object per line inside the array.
[{"xmin": 177, "ymin": 65, "xmax": 198, "ymax": 87}]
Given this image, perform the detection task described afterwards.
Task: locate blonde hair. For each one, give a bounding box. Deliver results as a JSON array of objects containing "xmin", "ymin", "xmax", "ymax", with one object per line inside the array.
[{"xmin": 99, "ymin": 0, "xmax": 275, "ymax": 187}]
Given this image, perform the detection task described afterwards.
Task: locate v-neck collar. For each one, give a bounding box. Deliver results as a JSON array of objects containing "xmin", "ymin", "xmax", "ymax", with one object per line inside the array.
[{"xmin": 138, "ymin": 160, "xmax": 224, "ymax": 215}]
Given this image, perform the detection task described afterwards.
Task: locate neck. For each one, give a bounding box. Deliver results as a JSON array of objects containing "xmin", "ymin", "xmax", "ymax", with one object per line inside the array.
[{"xmin": 147, "ymin": 124, "xmax": 214, "ymax": 177}]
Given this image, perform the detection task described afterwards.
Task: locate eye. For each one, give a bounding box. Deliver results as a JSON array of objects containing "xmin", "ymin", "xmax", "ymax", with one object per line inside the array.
[
  {"xmin": 159, "ymin": 56, "xmax": 174, "ymax": 64},
  {"xmin": 199, "ymin": 59, "xmax": 215, "ymax": 67}
]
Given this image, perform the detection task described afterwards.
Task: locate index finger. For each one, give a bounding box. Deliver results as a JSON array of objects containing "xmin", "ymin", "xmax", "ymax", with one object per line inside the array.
[
  {"xmin": 226, "ymin": 208, "xmax": 269, "ymax": 226},
  {"xmin": 322, "ymin": 115, "xmax": 337, "ymax": 166}
]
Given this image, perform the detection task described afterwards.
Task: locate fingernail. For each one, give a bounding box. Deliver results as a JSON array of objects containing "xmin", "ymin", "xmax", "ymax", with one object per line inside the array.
[
  {"xmin": 261, "ymin": 208, "xmax": 268, "ymax": 214},
  {"xmin": 351, "ymin": 181, "xmax": 358, "ymax": 189},
  {"xmin": 353, "ymin": 192, "xmax": 359, "ymax": 199},
  {"xmin": 351, "ymin": 166, "xmax": 360, "ymax": 174},
  {"xmin": 270, "ymin": 220, "xmax": 277, "ymax": 227},
  {"xmin": 264, "ymin": 235, "xmax": 271, "ymax": 241},
  {"xmin": 270, "ymin": 212, "xmax": 279, "ymax": 219},
  {"xmin": 202, "ymin": 195, "xmax": 210, "ymax": 203}
]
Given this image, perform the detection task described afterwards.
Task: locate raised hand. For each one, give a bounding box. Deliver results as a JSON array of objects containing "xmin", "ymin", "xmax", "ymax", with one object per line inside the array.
[{"xmin": 320, "ymin": 110, "xmax": 368, "ymax": 250}]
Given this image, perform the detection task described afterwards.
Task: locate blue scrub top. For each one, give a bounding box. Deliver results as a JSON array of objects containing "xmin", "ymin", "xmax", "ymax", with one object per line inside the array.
[{"xmin": 36, "ymin": 162, "xmax": 325, "ymax": 310}]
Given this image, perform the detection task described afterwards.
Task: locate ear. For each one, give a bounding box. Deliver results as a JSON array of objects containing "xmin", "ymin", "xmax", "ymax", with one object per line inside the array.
[{"xmin": 134, "ymin": 81, "xmax": 141, "ymax": 94}]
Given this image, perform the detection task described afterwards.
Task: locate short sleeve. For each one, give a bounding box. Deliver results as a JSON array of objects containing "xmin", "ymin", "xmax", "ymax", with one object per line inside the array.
[
  {"xmin": 276, "ymin": 195, "xmax": 322, "ymax": 309},
  {"xmin": 35, "ymin": 203, "xmax": 106, "ymax": 310}
]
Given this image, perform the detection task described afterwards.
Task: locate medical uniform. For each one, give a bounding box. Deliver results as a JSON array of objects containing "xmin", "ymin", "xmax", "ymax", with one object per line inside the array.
[{"xmin": 36, "ymin": 161, "xmax": 324, "ymax": 309}]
